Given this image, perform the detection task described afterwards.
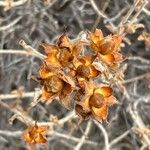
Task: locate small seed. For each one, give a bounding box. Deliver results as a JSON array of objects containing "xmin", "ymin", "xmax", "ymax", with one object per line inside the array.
[{"xmin": 89, "ymin": 93, "xmax": 104, "ymax": 108}]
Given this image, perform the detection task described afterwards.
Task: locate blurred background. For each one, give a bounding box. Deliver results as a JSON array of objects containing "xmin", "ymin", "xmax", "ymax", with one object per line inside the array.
[{"xmin": 0, "ymin": 0, "xmax": 150, "ymax": 150}]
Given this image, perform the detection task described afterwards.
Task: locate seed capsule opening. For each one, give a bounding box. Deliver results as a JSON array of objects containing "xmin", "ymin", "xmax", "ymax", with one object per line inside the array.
[
  {"xmin": 44, "ymin": 76, "xmax": 64, "ymax": 93},
  {"xmin": 89, "ymin": 93, "xmax": 104, "ymax": 108},
  {"xmin": 76, "ymin": 65, "xmax": 90, "ymax": 78}
]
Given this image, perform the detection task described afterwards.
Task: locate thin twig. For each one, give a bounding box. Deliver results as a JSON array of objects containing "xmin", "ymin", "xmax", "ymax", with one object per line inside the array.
[
  {"xmin": 130, "ymin": 1, "xmax": 149, "ymax": 24},
  {"xmin": 19, "ymin": 40, "xmax": 46, "ymax": 59},
  {"xmin": 0, "ymin": 49, "xmax": 44, "ymax": 59},
  {"xmin": 0, "ymin": 129, "xmax": 98, "ymax": 146},
  {"xmin": 53, "ymin": 131, "xmax": 98, "ymax": 146},
  {"xmin": 0, "ymin": 130, "xmax": 21, "ymax": 137},
  {"xmin": 109, "ymin": 129, "xmax": 131, "ymax": 148},
  {"xmin": 0, "ymin": 40, "xmax": 46, "ymax": 60},
  {"xmin": 92, "ymin": 0, "xmax": 110, "ymax": 30},
  {"xmin": 0, "ymin": 17, "xmax": 22, "ymax": 31},
  {"xmin": 128, "ymin": 56, "xmax": 150, "ymax": 64},
  {"xmin": 0, "ymin": 100, "xmax": 33, "ymax": 126},
  {"xmin": 0, "ymin": 0, "xmax": 28, "ymax": 7},
  {"xmin": 0, "ymin": 91, "xmax": 38, "ymax": 100},
  {"xmin": 143, "ymin": 8, "xmax": 150, "ymax": 16},
  {"xmin": 120, "ymin": 0, "xmax": 140, "ymax": 25},
  {"xmin": 123, "ymin": 72, "xmax": 150, "ymax": 84},
  {"xmin": 74, "ymin": 120, "xmax": 92, "ymax": 150},
  {"xmin": 0, "ymin": 99, "xmax": 75, "ymax": 128},
  {"xmin": 128, "ymin": 99, "xmax": 150, "ymax": 147},
  {"xmin": 94, "ymin": 121, "xmax": 110, "ymax": 150},
  {"xmin": 89, "ymin": 0, "xmax": 108, "ymax": 19}
]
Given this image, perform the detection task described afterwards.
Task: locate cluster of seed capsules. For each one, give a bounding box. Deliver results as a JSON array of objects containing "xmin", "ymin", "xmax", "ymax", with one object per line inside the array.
[{"xmin": 36, "ymin": 28, "xmax": 124, "ymax": 123}]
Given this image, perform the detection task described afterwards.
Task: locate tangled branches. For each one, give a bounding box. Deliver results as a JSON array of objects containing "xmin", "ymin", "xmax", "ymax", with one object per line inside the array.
[{"xmin": 0, "ymin": 0, "xmax": 150, "ymax": 150}]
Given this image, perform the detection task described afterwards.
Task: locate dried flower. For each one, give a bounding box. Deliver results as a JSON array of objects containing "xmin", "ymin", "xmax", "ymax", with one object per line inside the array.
[
  {"xmin": 89, "ymin": 28, "xmax": 104, "ymax": 52},
  {"xmin": 23, "ymin": 124, "xmax": 48, "ymax": 149},
  {"xmin": 89, "ymin": 29, "xmax": 123, "ymax": 65},
  {"xmin": 38, "ymin": 63, "xmax": 74, "ymax": 108},
  {"xmin": 41, "ymin": 43, "xmax": 61, "ymax": 68},
  {"xmin": 75, "ymin": 82, "xmax": 118, "ymax": 122},
  {"xmin": 73, "ymin": 55, "xmax": 101, "ymax": 80},
  {"xmin": 58, "ymin": 34, "xmax": 84, "ymax": 56},
  {"xmin": 41, "ymin": 34, "xmax": 84, "ymax": 68}
]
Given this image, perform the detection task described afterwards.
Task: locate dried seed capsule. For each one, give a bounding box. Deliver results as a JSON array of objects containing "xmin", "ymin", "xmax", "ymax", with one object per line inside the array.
[
  {"xmin": 75, "ymin": 104, "xmax": 91, "ymax": 120},
  {"xmin": 76, "ymin": 65, "xmax": 90, "ymax": 78},
  {"xmin": 58, "ymin": 48, "xmax": 73, "ymax": 67},
  {"xmin": 44, "ymin": 76, "xmax": 64, "ymax": 93},
  {"xmin": 89, "ymin": 93, "xmax": 104, "ymax": 108},
  {"xmin": 23, "ymin": 124, "xmax": 48, "ymax": 145},
  {"xmin": 99, "ymin": 38, "xmax": 115, "ymax": 55}
]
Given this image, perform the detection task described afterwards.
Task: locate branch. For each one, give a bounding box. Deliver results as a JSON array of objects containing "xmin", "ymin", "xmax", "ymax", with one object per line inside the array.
[
  {"xmin": 94, "ymin": 121, "xmax": 110, "ymax": 150},
  {"xmin": 109, "ymin": 130, "xmax": 131, "ymax": 148},
  {"xmin": 89, "ymin": 0, "xmax": 108, "ymax": 19},
  {"xmin": 0, "ymin": 91, "xmax": 39, "ymax": 100},
  {"xmin": 19, "ymin": 40, "xmax": 46, "ymax": 59},
  {"xmin": 0, "ymin": 99, "xmax": 75, "ymax": 128},
  {"xmin": 74, "ymin": 120, "xmax": 92, "ymax": 150},
  {"xmin": 0, "ymin": 17, "xmax": 22, "ymax": 31},
  {"xmin": 0, "ymin": 129, "xmax": 98, "ymax": 146},
  {"xmin": 53, "ymin": 131, "xmax": 98, "ymax": 146},
  {"xmin": 0, "ymin": 40, "xmax": 46, "ymax": 60},
  {"xmin": 0, "ymin": 0, "xmax": 28, "ymax": 7}
]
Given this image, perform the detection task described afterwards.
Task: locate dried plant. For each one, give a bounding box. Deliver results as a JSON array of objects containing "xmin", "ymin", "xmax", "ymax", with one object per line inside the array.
[
  {"xmin": 34, "ymin": 29, "xmax": 122, "ymax": 123},
  {"xmin": 0, "ymin": 0, "xmax": 150, "ymax": 150},
  {"xmin": 23, "ymin": 124, "xmax": 48, "ymax": 150}
]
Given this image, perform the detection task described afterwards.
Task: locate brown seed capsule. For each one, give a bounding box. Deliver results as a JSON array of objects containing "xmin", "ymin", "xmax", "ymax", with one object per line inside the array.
[
  {"xmin": 75, "ymin": 104, "xmax": 91, "ymax": 120},
  {"xmin": 99, "ymin": 38, "xmax": 115, "ymax": 55},
  {"xmin": 89, "ymin": 93, "xmax": 104, "ymax": 108},
  {"xmin": 23, "ymin": 124, "xmax": 48, "ymax": 145},
  {"xmin": 58, "ymin": 48, "xmax": 73, "ymax": 67},
  {"xmin": 76, "ymin": 65, "xmax": 90, "ymax": 78},
  {"xmin": 44, "ymin": 76, "xmax": 64, "ymax": 93}
]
